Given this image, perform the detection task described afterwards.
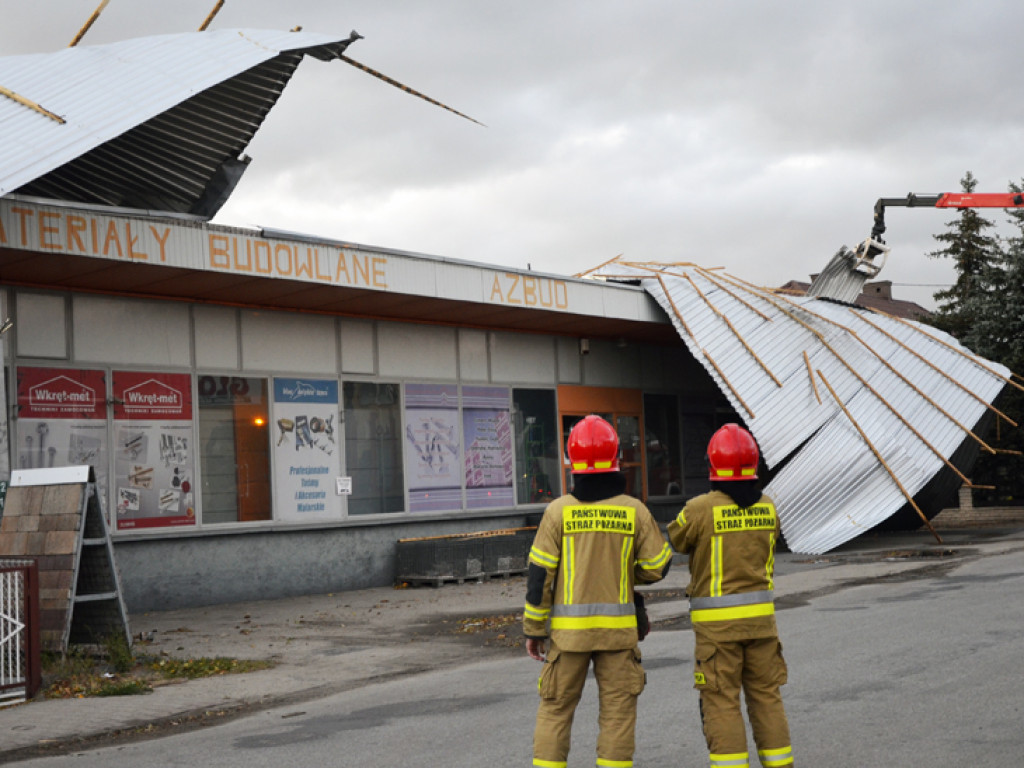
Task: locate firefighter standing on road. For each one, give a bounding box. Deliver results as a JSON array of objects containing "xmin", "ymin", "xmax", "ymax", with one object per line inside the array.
[
  {"xmin": 668, "ymin": 423, "xmax": 795, "ymax": 768},
  {"xmin": 524, "ymin": 415, "xmax": 673, "ymax": 768}
]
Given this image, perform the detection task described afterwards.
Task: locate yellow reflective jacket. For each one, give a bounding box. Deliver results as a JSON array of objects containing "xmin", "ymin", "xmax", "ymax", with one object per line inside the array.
[
  {"xmin": 523, "ymin": 493, "xmax": 672, "ymax": 651},
  {"xmin": 668, "ymin": 489, "xmax": 780, "ymax": 642}
]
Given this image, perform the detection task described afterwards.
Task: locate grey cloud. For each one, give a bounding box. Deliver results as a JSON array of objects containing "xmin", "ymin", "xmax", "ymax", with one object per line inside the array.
[{"xmin": 4, "ymin": 0, "xmax": 1024, "ymax": 311}]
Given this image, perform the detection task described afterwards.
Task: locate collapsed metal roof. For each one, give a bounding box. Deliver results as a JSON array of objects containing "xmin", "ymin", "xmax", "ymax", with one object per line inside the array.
[
  {"xmin": 0, "ymin": 28, "xmax": 362, "ymax": 218},
  {"xmin": 587, "ymin": 257, "xmax": 1017, "ymax": 554}
]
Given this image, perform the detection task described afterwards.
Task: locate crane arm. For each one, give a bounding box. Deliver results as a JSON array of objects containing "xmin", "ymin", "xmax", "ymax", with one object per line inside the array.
[{"xmin": 871, "ymin": 192, "xmax": 1024, "ymax": 242}]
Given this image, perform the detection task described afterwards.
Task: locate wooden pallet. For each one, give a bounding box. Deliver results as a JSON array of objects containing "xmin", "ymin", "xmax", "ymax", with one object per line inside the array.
[{"xmin": 400, "ymin": 572, "xmax": 486, "ymax": 588}]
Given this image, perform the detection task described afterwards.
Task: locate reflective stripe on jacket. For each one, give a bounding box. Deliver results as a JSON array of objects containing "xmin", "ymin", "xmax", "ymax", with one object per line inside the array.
[
  {"xmin": 667, "ymin": 490, "xmax": 779, "ymax": 642},
  {"xmin": 523, "ymin": 493, "xmax": 671, "ymax": 651}
]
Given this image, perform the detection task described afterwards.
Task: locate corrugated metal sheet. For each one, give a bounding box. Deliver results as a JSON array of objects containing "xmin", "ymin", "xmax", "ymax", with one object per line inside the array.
[
  {"xmin": 807, "ymin": 243, "xmax": 888, "ymax": 303},
  {"xmin": 0, "ymin": 29, "xmax": 360, "ymax": 215},
  {"xmin": 588, "ymin": 258, "xmax": 1014, "ymax": 554}
]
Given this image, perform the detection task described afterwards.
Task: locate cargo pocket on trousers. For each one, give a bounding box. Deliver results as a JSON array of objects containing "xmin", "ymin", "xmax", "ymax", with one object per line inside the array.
[
  {"xmin": 693, "ymin": 642, "xmax": 718, "ymax": 692},
  {"xmin": 775, "ymin": 640, "xmax": 789, "ymax": 687},
  {"xmin": 538, "ymin": 647, "xmax": 562, "ymax": 700},
  {"xmin": 628, "ymin": 647, "xmax": 646, "ymax": 696}
]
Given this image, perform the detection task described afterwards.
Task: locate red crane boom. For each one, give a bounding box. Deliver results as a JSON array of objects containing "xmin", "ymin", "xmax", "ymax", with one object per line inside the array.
[{"xmin": 870, "ymin": 192, "xmax": 1024, "ymax": 243}]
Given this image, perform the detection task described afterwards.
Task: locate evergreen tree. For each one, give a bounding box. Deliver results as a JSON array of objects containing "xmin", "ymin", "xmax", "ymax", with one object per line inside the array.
[
  {"xmin": 964, "ymin": 179, "xmax": 1024, "ymax": 367},
  {"xmin": 927, "ymin": 171, "xmax": 1001, "ymax": 339},
  {"xmin": 961, "ymin": 179, "xmax": 1024, "ymax": 503}
]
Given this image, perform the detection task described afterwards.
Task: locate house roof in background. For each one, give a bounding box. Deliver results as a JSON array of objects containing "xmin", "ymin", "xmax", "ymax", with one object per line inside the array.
[{"xmin": 777, "ymin": 279, "xmax": 930, "ymax": 320}]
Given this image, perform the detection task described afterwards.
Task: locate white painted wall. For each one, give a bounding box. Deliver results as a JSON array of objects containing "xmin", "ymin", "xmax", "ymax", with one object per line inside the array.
[
  {"xmin": 240, "ymin": 310, "xmax": 336, "ymax": 373},
  {"xmin": 193, "ymin": 305, "xmax": 239, "ymax": 370},
  {"xmin": 14, "ymin": 292, "xmax": 67, "ymax": 359},
  {"xmin": 73, "ymin": 295, "xmax": 191, "ymax": 367},
  {"xmin": 378, "ymin": 322, "xmax": 457, "ymax": 379}
]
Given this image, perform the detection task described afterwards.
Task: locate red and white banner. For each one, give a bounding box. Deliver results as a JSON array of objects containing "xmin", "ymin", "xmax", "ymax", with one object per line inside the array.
[
  {"xmin": 15, "ymin": 367, "xmax": 110, "ymax": 506},
  {"xmin": 111, "ymin": 371, "xmax": 195, "ymax": 530}
]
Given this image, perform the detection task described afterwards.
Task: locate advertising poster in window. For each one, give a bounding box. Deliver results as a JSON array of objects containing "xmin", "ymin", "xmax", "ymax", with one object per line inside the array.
[
  {"xmin": 462, "ymin": 386, "xmax": 514, "ymax": 508},
  {"xmin": 404, "ymin": 383, "xmax": 461, "ymax": 512},
  {"xmin": 16, "ymin": 366, "xmax": 110, "ymax": 502},
  {"xmin": 273, "ymin": 378, "xmax": 341, "ymax": 522},
  {"xmin": 111, "ymin": 371, "xmax": 195, "ymax": 530}
]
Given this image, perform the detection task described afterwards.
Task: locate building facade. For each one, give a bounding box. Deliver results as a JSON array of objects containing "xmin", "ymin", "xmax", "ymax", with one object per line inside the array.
[{"xmin": 0, "ymin": 196, "xmax": 730, "ymax": 610}]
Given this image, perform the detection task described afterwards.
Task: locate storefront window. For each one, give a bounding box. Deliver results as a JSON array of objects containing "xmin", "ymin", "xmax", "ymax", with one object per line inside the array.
[
  {"xmin": 681, "ymin": 399, "xmax": 720, "ymax": 496},
  {"xmin": 197, "ymin": 376, "xmax": 271, "ymax": 524},
  {"xmin": 403, "ymin": 383, "xmax": 461, "ymax": 512},
  {"xmin": 560, "ymin": 412, "xmax": 642, "ymax": 498},
  {"xmin": 112, "ymin": 371, "xmax": 196, "ymax": 530},
  {"xmin": 343, "ymin": 382, "xmax": 405, "ymax": 515},
  {"xmin": 462, "ymin": 386, "xmax": 514, "ymax": 509},
  {"xmin": 644, "ymin": 393, "xmax": 683, "ymax": 497},
  {"xmin": 617, "ymin": 415, "xmax": 643, "ymax": 498},
  {"xmin": 512, "ymin": 389, "xmax": 559, "ymax": 504},
  {"xmin": 272, "ymin": 378, "xmax": 341, "ymax": 522},
  {"xmin": 15, "ymin": 366, "xmax": 109, "ymax": 502}
]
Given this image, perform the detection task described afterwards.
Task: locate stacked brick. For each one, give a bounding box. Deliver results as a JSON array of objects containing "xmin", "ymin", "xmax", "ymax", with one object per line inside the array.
[{"xmin": 0, "ymin": 483, "xmax": 85, "ymax": 650}]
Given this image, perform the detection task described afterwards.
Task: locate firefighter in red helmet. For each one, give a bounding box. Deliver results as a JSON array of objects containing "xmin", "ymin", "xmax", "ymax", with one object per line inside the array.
[
  {"xmin": 668, "ymin": 423, "xmax": 795, "ymax": 768},
  {"xmin": 524, "ymin": 414, "xmax": 672, "ymax": 768}
]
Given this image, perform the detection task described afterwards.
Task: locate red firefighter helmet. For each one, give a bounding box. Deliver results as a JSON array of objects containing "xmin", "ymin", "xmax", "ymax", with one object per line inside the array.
[
  {"xmin": 707, "ymin": 423, "xmax": 759, "ymax": 481},
  {"xmin": 567, "ymin": 415, "xmax": 620, "ymax": 474}
]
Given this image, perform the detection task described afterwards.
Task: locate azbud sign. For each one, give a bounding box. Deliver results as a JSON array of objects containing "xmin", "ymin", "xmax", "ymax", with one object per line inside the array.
[{"xmin": 111, "ymin": 372, "xmax": 195, "ymax": 530}]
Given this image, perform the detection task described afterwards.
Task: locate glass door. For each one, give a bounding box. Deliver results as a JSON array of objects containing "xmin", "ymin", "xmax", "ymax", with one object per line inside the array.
[
  {"xmin": 559, "ymin": 411, "xmax": 645, "ymax": 500},
  {"xmin": 615, "ymin": 415, "xmax": 642, "ymax": 498}
]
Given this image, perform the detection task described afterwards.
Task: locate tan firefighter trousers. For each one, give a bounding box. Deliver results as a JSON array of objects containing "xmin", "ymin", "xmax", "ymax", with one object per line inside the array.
[
  {"xmin": 533, "ymin": 643, "xmax": 646, "ymax": 767},
  {"xmin": 694, "ymin": 636, "xmax": 794, "ymax": 767}
]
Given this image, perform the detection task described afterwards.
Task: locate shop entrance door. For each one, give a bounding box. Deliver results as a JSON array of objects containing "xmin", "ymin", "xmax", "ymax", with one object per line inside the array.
[{"xmin": 557, "ymin": 386, "xmax": 645, "ymax": 500}]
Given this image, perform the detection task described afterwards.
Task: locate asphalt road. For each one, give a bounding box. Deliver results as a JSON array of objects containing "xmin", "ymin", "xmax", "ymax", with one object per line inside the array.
[{"xmin": 15, "ymin": 541, "xmax": 1024, "ymax": 767}]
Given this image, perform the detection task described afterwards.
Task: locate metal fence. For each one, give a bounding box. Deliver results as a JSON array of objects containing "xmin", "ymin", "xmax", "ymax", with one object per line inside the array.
[{"xmin": 0, "ymin": 559, "xmax": 41, "ymax": 708}]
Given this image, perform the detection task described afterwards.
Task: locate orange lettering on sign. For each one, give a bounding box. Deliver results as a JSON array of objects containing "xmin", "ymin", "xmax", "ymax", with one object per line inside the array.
[
  {"xmin": 254, "ymin": 241, "xmax": 272, "ymax": 274},
  {"xmin": 125, "ymin": 222, "xmax": 147, "ymax": 260},
  {"xmin": 233, "ymin": 238, "xmax": 251, "ymax": 272},
  {"xmin": 271, "ymin": 242, "xmax": 291, "ymax": 276},
  {"xmin": 489, "ymin": 274, "xmax": 505, "ymax": 302},
  {"xmin": 273, "ymin": 243, "xmax": 291, "ymax": 275},
  {"xmin": 372, "ymin": 256, "xmax": 387, "ymax": 288},
  {"xmin": 336, "ymin": 253, "xmax": 351, "ymax": 283},
  {"xmin": 150, "ymin": 225, "xmax": 170, "ymax": 262},
  {"xmin": 12, "ymin": 207, "xmax": 33, "ymax": 247},
  {"xmin": 67, "ymin": 216, "xmax": 87, "ymax": 252},
  {"xmin": 522, "ymin": 275, "xmax": 538, "ymax": 306},
  {"xmin": 314, "ymin": 248, "xmax": 331, "ymax": 282},
  {"xmin": 295, "ymin": 247, "xmax": 313, "ymax": 279},
  {"xmin": 505, "ymin": 273, "xmax": 522, "ymax": 304},
  {"xmin": 103, "ymin": 220, "xmax": 123, "ymax": 258},
  {"xmin": 538, "ymin": 279, "xmax": 553, "ymax": 307},
  {"xmin": 209, "ymin": 234, "xmax": 231, "ymax": 268},
  {"xmin": 353, "ymin": 254, "xmax": 371, "ymax": 285},
  {"xmin": 489, "ymin": 272, "xmax": 570, "ymax": 310},
  {"xmin": 39, "ymin": 212, "xmax": 62, "ymax": 250},
  {"xmin": 555, "ymin": 280, "xmax": 568, "ymax": 309}
]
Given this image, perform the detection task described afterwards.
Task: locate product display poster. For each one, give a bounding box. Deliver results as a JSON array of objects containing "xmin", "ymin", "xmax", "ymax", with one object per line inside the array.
[
  {"xmin": 111, "ymin": 371, "xmax": 195, "ymax": 530},
  {"xmin": 404, "ymin": 383, "xmax": 461, "ymax": 512},
  {"xmin": 273, "ymin": 378, "xmax": 341, "ymax": 522},
  {"xmin": 462, "ymin": 386, "xmax": 514, "ymax": 508},
  {"xmin": 16, "ymin": 366, "xmax": 110, "ymax": 504}
]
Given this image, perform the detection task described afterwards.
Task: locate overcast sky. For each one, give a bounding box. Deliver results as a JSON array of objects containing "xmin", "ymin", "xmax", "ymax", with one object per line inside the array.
[{"xmin": 4, "ymin": 1, "xmax": 1024, "ymax": 310}]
